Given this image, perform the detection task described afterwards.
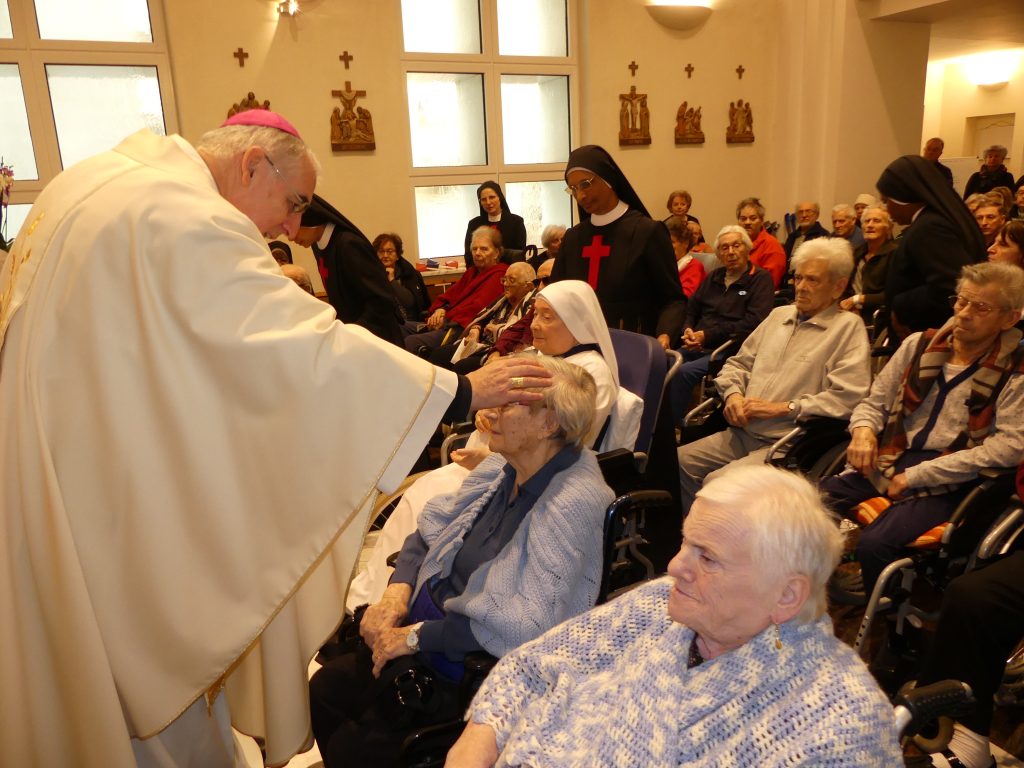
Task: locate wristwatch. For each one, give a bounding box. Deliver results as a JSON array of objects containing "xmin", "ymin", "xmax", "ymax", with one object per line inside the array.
[{"xmin": 406, "ymin": 622, "xmax": 424, "ymax": 652}]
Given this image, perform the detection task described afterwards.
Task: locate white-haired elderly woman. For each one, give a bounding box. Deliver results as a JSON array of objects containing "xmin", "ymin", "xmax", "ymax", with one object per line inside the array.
[
  {"xmin": 964, "ymin": 144, "xmax": 1015, "ymax": 199},
  {"xmin": 447, "ymin": 465, "xmax": 902, "ymax": 768},
  {"xmin": 839, "ymin": 204, "xmax": 898, "ymax": 320},
  {"xmin": 309, "ymin": 354, "xmax": 614, "ymax": 768},
  {"xmin": 530, "ymin": 224, "xmax": 566, "ymax": 270},
  {"xmin": 669, "ymin": 223, "xmax": 775, "ymax": 424}
]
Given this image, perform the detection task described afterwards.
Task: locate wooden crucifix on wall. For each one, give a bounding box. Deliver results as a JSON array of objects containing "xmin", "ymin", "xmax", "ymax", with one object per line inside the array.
[
  {"xmin": 618, "ymin": 84, "xmax": 651, "ymax": 146},
  {"xmin": 330, "ymin": 81, "xmax": 375, "ymax": 151}
]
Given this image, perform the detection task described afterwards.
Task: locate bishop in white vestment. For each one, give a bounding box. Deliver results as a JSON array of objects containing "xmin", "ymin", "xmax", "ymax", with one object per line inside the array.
[{"xmin": 0, "ymin": 113, "xmax": 546, "ymax": 768}]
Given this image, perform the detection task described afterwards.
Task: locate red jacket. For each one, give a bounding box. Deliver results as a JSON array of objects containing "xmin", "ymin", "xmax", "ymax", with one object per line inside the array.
[
  {"xmin": 428, "ymin": 263, "xmax": 508, "ymax": 327},
  {"xmin": 749, "ymin": 228, "xmax": 786, "ymax": 289},
  {"xmin": 678, "ymin": 256, "xmax": 706, "ymax": 298}
]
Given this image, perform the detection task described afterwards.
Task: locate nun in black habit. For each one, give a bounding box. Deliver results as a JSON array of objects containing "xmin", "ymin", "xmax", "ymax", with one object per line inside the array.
[
  {"xmin": 877, "ymin": 155, "xmax": 987, "ymax": 337},
  {"xmin": 550, "ymin": 145, "xmax": 685, "ymax": 347},
  {"xmin": 462, "ymin": 181, "xmax": 527, "ymax": 267},
  {"xmin": 294, "ymin": 195, "xmax": 404, "ymax": 346}
]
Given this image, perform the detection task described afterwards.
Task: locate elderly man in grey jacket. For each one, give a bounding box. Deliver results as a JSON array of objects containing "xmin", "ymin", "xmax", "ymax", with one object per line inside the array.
[{"xmin": 678, "ymin": 237, "xmax": 871, "ymax": 511}]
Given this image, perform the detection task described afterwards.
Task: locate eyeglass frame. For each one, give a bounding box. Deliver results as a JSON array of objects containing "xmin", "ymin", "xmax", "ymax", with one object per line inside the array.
[
  {"xmin": 948, "ymin": 294, "xmax": 1011, "ymax": 316},
  {"xmin": 564, "ymin": 176, "xmax": 598, "ymax": 196},
  {"xmin": 264, "ymin": 154, "xmax": 311, "ymax": 215}
]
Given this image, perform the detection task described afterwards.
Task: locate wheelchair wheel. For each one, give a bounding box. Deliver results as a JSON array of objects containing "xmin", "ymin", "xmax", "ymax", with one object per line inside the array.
[{"xmin": 805, "ymin": 440, "xmax": 849, "ymax": 482}]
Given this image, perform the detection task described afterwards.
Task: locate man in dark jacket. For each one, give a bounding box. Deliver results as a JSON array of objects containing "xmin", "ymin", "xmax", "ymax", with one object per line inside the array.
[{"xmin": 783, "ymin": 201, "xmax": 829, "ymax": 261}]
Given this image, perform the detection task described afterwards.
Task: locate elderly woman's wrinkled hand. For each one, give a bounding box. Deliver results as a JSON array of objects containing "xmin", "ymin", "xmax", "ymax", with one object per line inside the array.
[
  {"xmin": 426, "ymin": 308, "xmax": 447, "ymax": 330},
  {"xmin": 370, "ymin": 626, "xmax": 417, "ymax": 678},
  {"xmin": 360, "ymin": 584, "xmax": 412, "ymax": 647},
  {"xmin": 465, "ymin": 356, "xmax": 553, "ymax": 411}
]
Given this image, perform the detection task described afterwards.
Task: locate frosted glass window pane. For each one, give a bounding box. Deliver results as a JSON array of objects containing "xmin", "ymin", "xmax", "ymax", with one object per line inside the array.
[
  {"xmin": 401, "ymin": 0, "xmax": 480, "ymax": 54},
  {"xmin": 407, "ymin": 73, "xmax": 486, "ymax": 168},
  {"xmin": 0, "ymin": 1, "xmax": 12, "ymax": 38},
  {"xmin": 0, "ymin": 65, "xmax": 39, "ymax": 180},
  {"xmin": 2, "ymin": 203, "xmax": 32, "ymax": 245},
  {"xmin": 414, "ymin": 184, "xmax": 479, "ymax": 260},
  {"xmin": 47, "ymin": 65, "xmax": 165, "ymax": 170},
  {"xmin": 501, "ymin": 75, "xmax": 569, "ymax": 165},
  {"xmin": 35, "ymin": 0, "xmax": 153, "ymax": 43},
  {"xmin": 497, "ymin": 0, "xmax": 567, "ymax": 57},
  {"xmin": 505, "ymin": 180, "xmax": 572, "ymax": 246}
]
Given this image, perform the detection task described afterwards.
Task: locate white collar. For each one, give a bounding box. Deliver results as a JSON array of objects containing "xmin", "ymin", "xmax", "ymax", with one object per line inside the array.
[
  {"xmin": 487, "ymin": 213, "xmax": 502, "ymax": 223},
  {"xmin": 316, "ymin": 222, "xmax": 335, "ymax": 249},
  {"xmin": 590, "ymin": 200, "xmax": 629, "ymax": 227}
]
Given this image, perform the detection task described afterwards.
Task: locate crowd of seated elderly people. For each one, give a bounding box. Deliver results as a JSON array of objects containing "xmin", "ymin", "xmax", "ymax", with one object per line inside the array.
[{"xmin": 274, "ymin": 141, "xmax": 1024, "ymax": 768}]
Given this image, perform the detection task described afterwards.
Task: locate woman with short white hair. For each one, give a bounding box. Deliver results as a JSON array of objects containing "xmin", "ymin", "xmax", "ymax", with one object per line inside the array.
[{"xmin": 448, "ymin": 464, "xmax": 901, "ymax": 767}]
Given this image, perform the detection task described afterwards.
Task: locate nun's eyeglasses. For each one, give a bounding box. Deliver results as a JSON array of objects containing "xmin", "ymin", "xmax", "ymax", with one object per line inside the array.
[
  {"xmin": 265, "ymin": 155, "xmax": 311, "ymax": 215},
  {"xmin": 565, "ymin": 177, "xmax": 597, "ymax": 196}
]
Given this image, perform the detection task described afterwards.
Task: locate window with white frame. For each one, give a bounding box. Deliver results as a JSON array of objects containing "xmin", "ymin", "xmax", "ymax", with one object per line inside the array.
[
  {"xmin": 401, "ymin": 0, "xmax": 576, "ymax": 261},
  {"xmin": 0, "ymin": 0, "xmax": 176, "ymax": 246}
]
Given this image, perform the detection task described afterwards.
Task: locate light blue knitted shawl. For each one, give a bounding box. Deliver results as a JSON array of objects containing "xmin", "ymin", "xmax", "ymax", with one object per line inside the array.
[
  {"xmin": 471, "ymin": 578, "xmax": 903, "ymax": 767},
  {"xmin": 412, "ymin": 449, "xmax": 613, "ymax": 658}
]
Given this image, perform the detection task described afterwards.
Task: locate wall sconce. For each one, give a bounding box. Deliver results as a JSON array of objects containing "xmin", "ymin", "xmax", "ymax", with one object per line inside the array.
[
  {"xmin": 644, "ymin": 0, "xmax": 712, "ymax": 31},
  {"xmin": 963, "ymin": 49, "xmax": 1018, "ymax": 90},
  {"xmin": 277, "ymin": 0, "xmax": 299, "ymax": 15}
]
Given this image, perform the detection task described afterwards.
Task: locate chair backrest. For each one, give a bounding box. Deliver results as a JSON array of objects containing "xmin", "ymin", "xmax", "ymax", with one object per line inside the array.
[
  {"xmin": 690, "ymin": 250, "xmax": 722, "ymax": 275},
  {"xmin": 607, "ymin": 328, "xmax": 680, "ymax": 457}
]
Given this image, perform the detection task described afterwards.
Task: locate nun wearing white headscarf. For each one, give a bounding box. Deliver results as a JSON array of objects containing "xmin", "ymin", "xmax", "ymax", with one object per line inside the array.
[{"xmin": 533, "ymin": 279, "xmax": 636, "ymax": 450}]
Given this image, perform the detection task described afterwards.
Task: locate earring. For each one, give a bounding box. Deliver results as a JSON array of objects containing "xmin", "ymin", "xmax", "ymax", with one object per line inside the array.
[{"xmin": 773, "ymin": 623, "xmax": 782, "ymax": 650}]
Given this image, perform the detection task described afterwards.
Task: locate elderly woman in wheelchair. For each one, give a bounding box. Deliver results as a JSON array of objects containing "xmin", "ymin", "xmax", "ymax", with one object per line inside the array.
[
  {"xmin": 308, "ymin": 355, "xmax": 614, "ymax": 768},
  {"xmin": 343, "ymin": 280, "xmax": 640, "ymax": 612},
  {"xmin": 446, "ymin": 465, "xmax": 901, "ymax": 768}
]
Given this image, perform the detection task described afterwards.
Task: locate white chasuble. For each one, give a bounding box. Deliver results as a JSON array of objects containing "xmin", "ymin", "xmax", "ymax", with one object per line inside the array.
[{"xmin": 0, "ymin": 130, "xmax": 456, "ymax": 767}]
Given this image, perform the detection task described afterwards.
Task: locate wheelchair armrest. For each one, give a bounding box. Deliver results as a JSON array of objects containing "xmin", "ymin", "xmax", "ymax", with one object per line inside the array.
[
  {"xmin": 765, "ymin": 426, "xmax": 804, "ymax": 464},
  {"xmin": 459, "ymin": 651, "xmax": 498, "ymax": 709},
  {"xmin": 684, "ymin": 396, "xmax": 720, "ymax": 426},
  {"xmin": 440, "ymin": 421, "xmax": 476, "ymax": 466},
  {"xmin": 400, "ymin": 719, "xmax": 467, "ymax": 767},
  {"xmin": 893, "ymin": 680, "xmax": 974, "ymax": 739},
  {"xmin": 795, "ymin": 415, "xmax": 849, "ymax": 434},
  {"xmin": 977, "ymin": 502, "xmax": 1023, "ymax": 560},
  {"xmin": 708, "ymin": 338, "xmax": 736, "ymax": 363}
]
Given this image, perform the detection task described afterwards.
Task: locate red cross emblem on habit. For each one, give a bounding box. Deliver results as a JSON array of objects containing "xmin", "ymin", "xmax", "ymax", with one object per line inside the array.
[{"xmin": 582, "ymin": 235, "xmax": 611, "ymax": 289}]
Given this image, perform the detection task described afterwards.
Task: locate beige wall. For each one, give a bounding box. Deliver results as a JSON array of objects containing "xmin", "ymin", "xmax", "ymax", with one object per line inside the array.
[
  {"xmin": 162, "ymin": 0, "xmax": 412, "ymax": 289},
  {"xmin": 161, "ymin": 0, "xmax": 932, "ymax": 273},
  {"xmin": 579, "ymin": 0, "xmax": 929, "ymax": 236},
  {"xmin": 922, "ymin": 51, "xmax": 1024, "ymax": 178}
]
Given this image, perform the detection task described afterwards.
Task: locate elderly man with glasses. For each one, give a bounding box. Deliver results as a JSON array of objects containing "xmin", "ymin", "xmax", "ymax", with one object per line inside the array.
[
  {"xmin": 431, "ymin": 260, "xmax": 538, "ymax": 371},
  {"xmin": 821, "ymin": 261, "xmax": 1024, "ymax": 597}
]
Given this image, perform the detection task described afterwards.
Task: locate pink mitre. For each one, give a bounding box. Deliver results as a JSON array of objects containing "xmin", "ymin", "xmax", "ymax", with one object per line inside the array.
[{"xmin": 220, "ymin": 110, "xmax": 302, "ymax": 139}]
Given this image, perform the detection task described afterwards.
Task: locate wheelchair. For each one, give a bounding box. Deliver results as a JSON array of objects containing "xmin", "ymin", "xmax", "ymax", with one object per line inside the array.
[
  {"xmin": 842, "ymin": 468, "xmax": 1019, "ymax": 669},
  {"xmin": 397, "ymin": 486, "xmax": 673, "ymax": 768}
]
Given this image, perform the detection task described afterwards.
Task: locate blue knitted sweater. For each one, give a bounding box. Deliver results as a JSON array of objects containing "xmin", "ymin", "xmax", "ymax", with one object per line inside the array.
[
  {"xmin": 413, "ymin": 449, "xmax": 613, "ymax": 658},
  {"xmin": 469, "ymin": 578, "xmax": 902, "ymax": 767}
]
